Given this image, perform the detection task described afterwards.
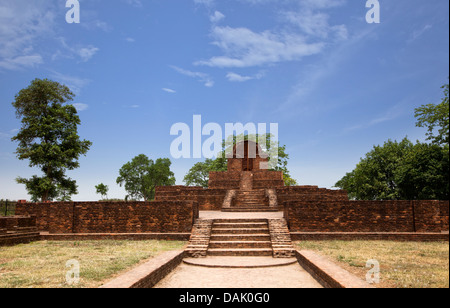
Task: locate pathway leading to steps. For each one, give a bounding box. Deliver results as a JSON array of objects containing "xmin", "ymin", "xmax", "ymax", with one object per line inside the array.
[
  {"xmin": 154, "ymin": 258, "xmax": 323, "ymax": 288},
  {"xmin": 155, "ymin": 211, "xmax": 323, "ymax": 288},
  {"xmin": 200, "ymin": 211, "xmax": 284, "ymax": 220}
]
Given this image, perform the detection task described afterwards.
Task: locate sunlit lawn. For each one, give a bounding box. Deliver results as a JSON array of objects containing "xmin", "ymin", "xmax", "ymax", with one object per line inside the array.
[
  {"xmin": 0, "ymin": 240, "xmax": 186, "ymax": 288},
  {"xmin": 295, "ymin": 241, "xmax": 449, "ymax": 288}
]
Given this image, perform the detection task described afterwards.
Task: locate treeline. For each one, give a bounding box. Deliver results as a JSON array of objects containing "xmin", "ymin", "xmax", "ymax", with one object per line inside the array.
[{"xmin": 336, "ymin": 83, "xmax": 449, "ymax": 201}]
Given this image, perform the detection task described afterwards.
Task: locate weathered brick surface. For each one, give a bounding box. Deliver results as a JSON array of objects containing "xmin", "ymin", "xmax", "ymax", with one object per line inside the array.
[
  {"xmin": 41, "ymin": 233, "xmax": 190, "ymax": 241},
  {"xmin": 291, "ymin": 232, "xmax": 449, "ymax": 242},
  {"xmin": 286, "ymin": 200, "xmax": 449, "ymax": 233},
  {"xmin": 268, "ymin": 219, "xmax": 295, "ymax": 258},
  {"xmin": 185, "ymin": 219, "xmax": 213, "ymax": 258},
  {"xmin": 413, "ymin": 201, "xmax": 449, "ymax": 232},
  {"xmin": 155, "ymin": 186, "xmax": 227, "ymax": 211},
  {"xmin": 100, "ymin": 250, "xmax": 185, "ymax": 289},
  {"xmin": 0, "ymin": 232, "xmax": 41, "ymax": 247},
  {"xmin": 277, "ymin": 186, "xmax": 349, "ymax": 206},
  {"xmin": 0, "ymin": 216, "xmax": 37, "ymax": 231},
  {"xmin": 16, "ymin": 201, "xmax": 198, "ymax": 234},
  {"xmin": 295, "ymin": 250, "xmax": 374, "ymax": 288}
]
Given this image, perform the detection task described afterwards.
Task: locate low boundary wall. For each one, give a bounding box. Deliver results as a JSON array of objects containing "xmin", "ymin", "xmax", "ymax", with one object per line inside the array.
[
  {"xmin": 285, "ymin": 200, "xmax": 449, "ymax": 233},
  {"xmin": 16, "ymin": 201, "xmax": 198, "ymax": 234}
]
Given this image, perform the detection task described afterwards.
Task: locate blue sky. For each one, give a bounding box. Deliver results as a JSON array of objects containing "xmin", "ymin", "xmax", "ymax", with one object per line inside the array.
[{"xmin": 0, "ymin": 0, "xmax": 448, "ymax": 201}]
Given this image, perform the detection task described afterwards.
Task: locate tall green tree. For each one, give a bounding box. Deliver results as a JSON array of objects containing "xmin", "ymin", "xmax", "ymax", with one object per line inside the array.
[
  {"xmin": 116, "ymin": 154, "xmax": 176, "ymax": 201},
  {"xmin": 415, "ymin": 82, "xmax": 449, "ymax": 146},
  {"xmin": 335, "ymin": 138, "xmax": 413, "ymax": 200},
  {"xmin": 396, "ymin": 143, "xmax": 449, "ymax": 200},
  {"xmin": 95, "ymin": 183, "xmax": 109, "ymax": 200},
  {"xmin": 11, "ymin": 79, "xmax": 92, "ymax": 202},
  {"xmin": 183, "ymin": 159, "xmax": 215, "ymax": 188},
  {"xmin": 335, "ymin": 138, "xmax": 449, "ymax": 200}
]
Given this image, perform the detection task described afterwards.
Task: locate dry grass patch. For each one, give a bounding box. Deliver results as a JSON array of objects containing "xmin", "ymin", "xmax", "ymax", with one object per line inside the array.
[
  {"xmin": 295, "ymin": 241, "xmax": 449, "ymax": 288},
  {"xmin": 0, "ymin": 240, "xmax": 186, "ymax": 288}
]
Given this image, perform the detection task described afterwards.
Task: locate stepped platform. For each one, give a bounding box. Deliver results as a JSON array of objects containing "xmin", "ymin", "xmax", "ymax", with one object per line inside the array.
[
  {"xmin": 186, "ymin": 217, "xmax": 295, "ymax": 258},
  {"xmin": 183, "ymin": 256, "xmax": 297, "ymax": 268}
]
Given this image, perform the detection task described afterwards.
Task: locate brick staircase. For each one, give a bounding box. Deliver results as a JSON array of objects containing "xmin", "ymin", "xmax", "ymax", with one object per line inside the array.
[
  {"xmin": 222, "ymin": 189, "xmax": 280, "ymax": 212},
  {"xmin": 208, "ymin": 219, "xmax": 273, "ymax": 257},
  {"xmin": 240, "ymin": 172, "xmax": 253, "ymax": 190},
  {"xmin": 185, "ymin": 220, "xmax": 213, "ymax": 258},
  {"xmin": 186, "ymin": 218, "xmax": 295, "ymax": 258},
  {"xmin": 221, "ymin": 171, "xmax": 281, "ymax": 212}
]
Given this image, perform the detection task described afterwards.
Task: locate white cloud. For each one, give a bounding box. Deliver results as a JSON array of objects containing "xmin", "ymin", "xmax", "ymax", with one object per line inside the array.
[
  {"xmin": 193, "ymin": 0, "xmax": 348, "ymax": 69},
  {"xmin": 77, "ymin": 46, "xmax": 100, "ymax": 62},
  {"xmin": 210, "ymin": 11, "xmax": 225, "ymax": 23},
  {"xmin": 281, "ymin": 6, "xmax": 348, "ymax": 41},
  {"xmin": 73, "ymin": 103, "xmax": 89, "ymax": 112},
  {"xmin": 226, "ymin": 71, "xmax": 264, "ymax": 82},
  {"xmin": 53, "ymin": 38, "xmax": 100, "ymax": 63},
  {"xmin": 162, "ymin": 88, "xmax": 176, "ymax": 93},
  {"xmin": 299, "ymin": 0, "xmax": 346, "ymax": 10},
  {"xmin": 0, "ymin": 55, "xmax": 43, "ymax": 70},
  {"xmin": 194, "ymin": 0, "xmax": 215, "ymax": 7},
  {"xmin": 0, "ymin": 0, "xmax": 55, "ymax": 71},
  {"xmin": 171, "ymin": 65, "xmax": 214, "ymax": 87},
  {"xmin": 123, "ymin": 0, "xmax": 143, "ymax": 8},
  {"xmin": 125, "ymin": 37, "xmax": 136, "ymax": 43},
  {"xmin": 50, "ymin": 71, "xmax": 91, "ymax": 95},
  {"xmin": 408, "ymin": 25, "xmax": 432, "ymax": 43},
  {"xmin": 226, "ymin": 72, "xmax": 253, "ymax": 82},
  {"xmin": 195, "ymin": 26, "xmax": 324, "ymax": 68}
]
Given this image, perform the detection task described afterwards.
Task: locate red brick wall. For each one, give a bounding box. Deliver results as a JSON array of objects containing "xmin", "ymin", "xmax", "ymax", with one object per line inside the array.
[
  {"xmin": 16, "ymin": 201, "xmax": 198, "ymax": 234},
  {"xmin": 286, "ymin": 200, "xmax": 449, "ymax": 233},
  {"xmin": 277, "ymin": 186, "xmax": 349, "ymax": 205},
  {"xmin": 0, "ymin": 216, "xmax": 37, "ymax": 231},
  {"xmin": 413, "ymin": 201, "xmax": 449, "ymax": 232},
  {"xmin": 209, "ymin": 172, "xmax": 241, "ymax": 190},
  {"xmin": 155, "ymin": 186, "xmax": 227, "ymax": 211},
  {"xmin": 14, "ymin": 204, "xmax": 51, "ymax": 231}
]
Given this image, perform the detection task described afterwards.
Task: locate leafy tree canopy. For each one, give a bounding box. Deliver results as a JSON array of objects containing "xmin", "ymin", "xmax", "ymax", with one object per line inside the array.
[
  {"xmin": 117, "ymin": 154, "xmax": 176, "ymax": 201},
  {"xmin": 415, "ymin": 82, "xmax": 449, "ymax": 146},
  {"xmin": 335, "ymin": 138, "xmax": 449, "ymax": 200},
  {"xmin": 95, "ymin": 183, "xmax": 109, "ymax": 200},
  {"xmin": 11, "ymin": 79, "xmax": 92, "ymax": 202},
  {"xmin": 337, "ymin": 82, "xmax": 450, "ymax": 201}
]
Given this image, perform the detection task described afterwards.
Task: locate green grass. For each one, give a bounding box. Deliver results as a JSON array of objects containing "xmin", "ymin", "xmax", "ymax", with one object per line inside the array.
[
  {"xmin": 0, "ymin": 240, "xmax": 186, "ymax": 288},
  {"xmin": 295, "ymin": 241, "xmax": 449, "ymax": 288}
]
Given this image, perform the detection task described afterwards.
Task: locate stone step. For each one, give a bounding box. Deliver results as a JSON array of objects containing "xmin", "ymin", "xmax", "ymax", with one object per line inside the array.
[
  {"xmin": 238, "ymin": 189, "xmax": 265, "ymax": 194},
  {"xmin": 210, "ymin": 234, "xmax": 271, "ymax": 242},
  {"xmin": 214, "ymin": 219, "xmax": 268, "ymax": 223},
  {"xmin": 236, "ymin": 192, "xmax": 265, "ymax": 195},
  {"xmin": 208, "ymin": 248, "xmax": 273, "ymax": 257},
  {"xmin": 236, "ymin": 197, "xmax": 265, "ymax": 201},
  {"xmin": 14, "ymin": 227, "xmax": 38, "ymax": 233},
  {"xmin": 222, "ymin": 208, "xmax": 281, "ymax": 212},
  {"xmin": 234, "ymin": 204, "xmax": 267, "ymax": 208},
  {"xmin": 209, "ymin": 241, "xmax": 272, "ymax": 249},
  {"xmin": 236, "ymin": 194, "xmax": 266, "ymax": 200},
  {"xmin": 213, "ymin": 222, "xmax": 268, "ymax": 229},
  {"xmin": 235, "ymin": 201, "xmax": 266, "ymax": 205},
  {"xmin": 211, "ymin": 228, "xmax": 270, "ymax": 235}
]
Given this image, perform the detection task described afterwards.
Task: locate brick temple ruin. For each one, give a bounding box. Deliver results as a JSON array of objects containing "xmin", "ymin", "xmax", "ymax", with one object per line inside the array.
[
  {"xmin": 3, "ymin": 141, "xmax": 449, "ymax": 250},
  {"xmin": 155, "ymin": 140, "xmax": 349, "ymax": 212}
]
